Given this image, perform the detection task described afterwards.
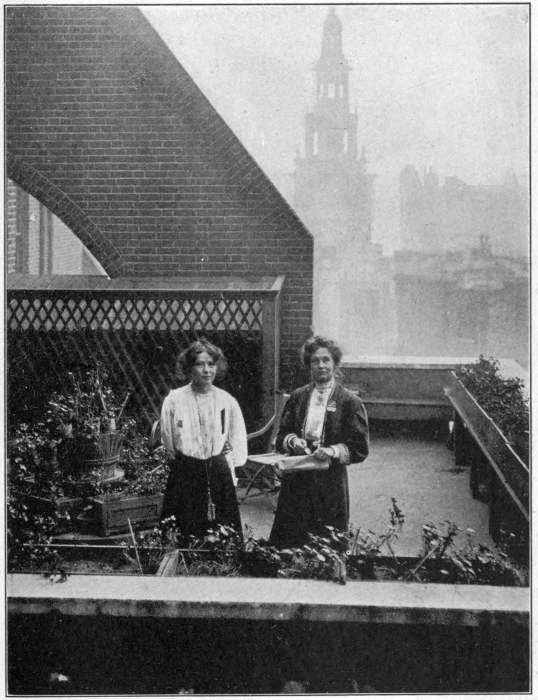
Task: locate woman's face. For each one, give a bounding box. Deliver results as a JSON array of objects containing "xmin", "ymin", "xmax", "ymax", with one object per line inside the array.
[
  {"xmin": 190, "ymin": 350, "xmax": 217, "ymax": 390},
  {"xmin": 310, "ymin": 346, "xmax": 336, "ymax": 384}
]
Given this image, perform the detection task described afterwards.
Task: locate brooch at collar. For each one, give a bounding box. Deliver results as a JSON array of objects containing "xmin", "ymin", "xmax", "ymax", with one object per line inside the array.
[{"xmin": 327, "ymin": 401, "xmax": 337, "ymax": 412}]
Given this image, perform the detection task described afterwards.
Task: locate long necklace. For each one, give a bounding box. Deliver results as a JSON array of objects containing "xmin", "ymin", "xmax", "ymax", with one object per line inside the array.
[
  {"xmin": 193, "ymin": 388, "xmax": 217, "ymax": 522},
  {"xmin": 204, "ymin": 461, "xmax": 216, "ymax": 522}
]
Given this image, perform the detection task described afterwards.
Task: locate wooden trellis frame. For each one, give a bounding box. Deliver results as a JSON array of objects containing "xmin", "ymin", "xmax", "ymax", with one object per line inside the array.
[{"xmin": 7, "ymin": 275, "xmax": 283, "ymax": 428}]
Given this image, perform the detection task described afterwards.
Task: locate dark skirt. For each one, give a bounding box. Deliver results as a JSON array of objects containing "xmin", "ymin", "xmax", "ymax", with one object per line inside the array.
[
  {"xmin": 269, "ymin": 461, "xmax": 350, "ymax": 548},
  {"xmin": 160, "ymin": 452, "xmax": 242, "ymax": 538}
]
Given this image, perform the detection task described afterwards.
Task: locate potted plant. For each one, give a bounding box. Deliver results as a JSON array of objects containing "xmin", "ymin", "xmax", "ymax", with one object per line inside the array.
[
  {"xmin": 80, "ymin": 431, "xmax": 168, "ymax": 537},
  {"xmin": 47, "ymin": 363, "xmax": 131, "ymax": 486}
]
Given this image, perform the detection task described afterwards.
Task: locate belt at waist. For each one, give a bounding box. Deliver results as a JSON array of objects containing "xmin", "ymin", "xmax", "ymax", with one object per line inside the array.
[{"xmin": 171, "ymin": 452, "xmax": 227, "ymax": 469}]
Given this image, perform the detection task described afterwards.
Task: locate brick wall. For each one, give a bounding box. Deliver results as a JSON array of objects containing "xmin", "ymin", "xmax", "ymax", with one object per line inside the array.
[
  {"xmin": 6, "ymin": 6, "xmax": 313, "ymax": 389},
  {"xmin": 6, "ymin": 179, "xmax": 18, "ymax": 273}
]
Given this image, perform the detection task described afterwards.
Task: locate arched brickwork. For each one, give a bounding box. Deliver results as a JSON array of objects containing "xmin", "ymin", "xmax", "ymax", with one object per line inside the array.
[
  {"xmin": 7, "ymin": 153, "xmax": 124, "ymax": 277},
  {"xmin": 6, "ymin": 6, "xmax": 313, "ymax": 388}
]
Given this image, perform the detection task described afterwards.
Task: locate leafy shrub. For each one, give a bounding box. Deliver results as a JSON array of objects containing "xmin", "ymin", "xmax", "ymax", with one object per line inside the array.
[
  {"xmin": 241, "ymin": 527, "xmax": 347, "ymax": 583},
  {"xmin": 7, "ymin": 422, "xmax": 68, "ymax": 570},
  {"xmin": 457, "ymin": 356, "xmax": 529, "ymax": 451},
  {"xmin": 125, "ymin": 521, "xmax": 242, "ymax": 575},
  {"xmin": 7, "ymin": 411, "xmax": 168, "ymax": 569},
  {"xmin": 130, "ymin": 499, "xmax": 525, "ymax": 587},
  {"xmin": 117, "ymin": 422, "xmax": 169, "ymax": 496},
  {"xmin": 411, "ymin": 521, "xmax": 527, "ymax": 586}
]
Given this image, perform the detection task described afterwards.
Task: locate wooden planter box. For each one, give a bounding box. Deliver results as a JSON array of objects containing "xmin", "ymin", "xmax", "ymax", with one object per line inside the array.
[
  {"xmin": 87, "ymin": 494, "xmax": 164, "ymax": 537},
  {"xmin": 444, "ymin": 373, "xmax": 529, "ymax": 542}
]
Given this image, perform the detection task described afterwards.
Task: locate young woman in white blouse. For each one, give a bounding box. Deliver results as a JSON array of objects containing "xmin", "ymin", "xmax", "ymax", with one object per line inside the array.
[{"xmin": 160, "ymin": 340, "xmax": 247, "ymax": 538}]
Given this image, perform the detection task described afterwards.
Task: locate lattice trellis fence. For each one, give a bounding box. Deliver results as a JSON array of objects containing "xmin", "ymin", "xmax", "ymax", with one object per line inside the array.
[{"xmin": 7, "ymin": 275, "xmax": 283, "ymax": 431}]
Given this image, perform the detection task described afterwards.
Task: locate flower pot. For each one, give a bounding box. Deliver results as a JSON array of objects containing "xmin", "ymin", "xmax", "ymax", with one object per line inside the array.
[
  {"xmin": 61, "ymin": 468, "xmax": 125, "ymax": 498},
  {"xmin": 63, "ymin": 432, "xmax": 124, "ymax": 480},
  {"xmin": 80, "ymin": 432, "xmax": 124, "ymax": 475},
  {"xmin": 86, "ymin": 493, "xmax": 164, "ymax": 537}
]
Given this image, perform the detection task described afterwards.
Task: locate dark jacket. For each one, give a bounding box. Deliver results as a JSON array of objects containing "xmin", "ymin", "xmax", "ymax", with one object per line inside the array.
[{"xmin": 269, "ymin": 382, "xmax": 369, "ymax": 547}]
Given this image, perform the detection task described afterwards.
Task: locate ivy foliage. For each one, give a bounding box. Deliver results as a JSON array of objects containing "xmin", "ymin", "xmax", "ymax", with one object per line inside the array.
[{"xmin": 457, "ymin": 355, "xmax": 529, "ymax": 452}]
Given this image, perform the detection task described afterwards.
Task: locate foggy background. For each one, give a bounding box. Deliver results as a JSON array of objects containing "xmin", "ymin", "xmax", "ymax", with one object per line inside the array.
[
  {"xmin": 142, "ymin": 4, "xmax": 529, "ymax": 255},
  {"xmin": 8, "ymin": 4, "xmax": 528, "ymax": 367},
  {"xmin": 142, "ymin": 4, "xmax": 529, "ymax": 367}
]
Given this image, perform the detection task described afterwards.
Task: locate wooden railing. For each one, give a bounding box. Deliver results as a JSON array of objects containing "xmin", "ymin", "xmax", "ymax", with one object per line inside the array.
[
  {"xmin": 444, "ymin": 372, "xmax": 529, "ymax": 544},
  {"xmin": 7, "ymin": 275, "xmax": 284, "ymax": 428}
]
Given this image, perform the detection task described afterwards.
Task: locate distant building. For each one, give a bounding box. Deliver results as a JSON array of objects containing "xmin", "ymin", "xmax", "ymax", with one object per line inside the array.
[
  {"xmin": 293, "ymin": 8, "xmax": 393, "ymax": 355},
  {"xmin": 394, "ymin": 242, "xmax": 529, "ymax": 366},
  {"xmin": 399, "ymin": 166, "xmax": 529, "ymax": 259},
  {"xmin": 395, "ymin": 165, "xmax": 529, "ymax": 365}
]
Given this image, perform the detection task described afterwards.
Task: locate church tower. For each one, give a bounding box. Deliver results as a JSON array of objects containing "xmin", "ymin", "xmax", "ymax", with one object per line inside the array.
[
  {"xmin": 293, "ymin": 8, "xmax": 392, "ymax": 354},
  {"xmin": 294, "ymin": 8, "xmax": 374, "ymax": 254}
]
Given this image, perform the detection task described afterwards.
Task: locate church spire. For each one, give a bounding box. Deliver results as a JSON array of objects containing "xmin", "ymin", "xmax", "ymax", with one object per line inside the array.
[
  {"xmin": 319, "ymin": 7, "xmax": 346, "ymax": 65},
  {"xmin": 315, "ymin": 7, "xmax": 350, "ymax": 110},
  {"xmin": 304, "ymin": 7, "xmax": 356, "ymax": 160}
]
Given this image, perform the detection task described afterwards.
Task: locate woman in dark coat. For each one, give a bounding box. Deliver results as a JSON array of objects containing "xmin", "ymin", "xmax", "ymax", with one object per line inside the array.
[{"xmin": 269, "ymin": 336, "xmax": 369, "ymax": 548}]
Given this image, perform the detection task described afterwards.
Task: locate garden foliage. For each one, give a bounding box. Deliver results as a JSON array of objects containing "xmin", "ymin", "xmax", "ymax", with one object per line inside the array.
[
  {"xmin": 457, "ymin": 355, "xmax": 529, "ymax": 452},
  {"xmin": 121, "ymin": 500, "xmax": 527, "ymax": 587}
]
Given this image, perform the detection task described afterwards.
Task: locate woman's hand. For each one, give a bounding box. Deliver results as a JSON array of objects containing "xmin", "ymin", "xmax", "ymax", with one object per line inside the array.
[
  {"xmin": 312, "ymin": 446, "xmax": 336, "ymax": 462},
  {"xmin": 289, "ymin": 436, "xmax": 310, "ymax": 455}
]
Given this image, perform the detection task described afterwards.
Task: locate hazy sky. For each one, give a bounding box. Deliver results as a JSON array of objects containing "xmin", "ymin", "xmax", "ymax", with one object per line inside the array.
[{"xmin": 142, "ymin": 4, "xmax": 529, "ymax": 254}]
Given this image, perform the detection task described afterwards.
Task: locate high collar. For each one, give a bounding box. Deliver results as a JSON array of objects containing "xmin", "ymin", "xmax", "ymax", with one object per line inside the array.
[
  {"xmin": 189, "ymin": 382, "xmax": 215, "ymax": 396},
  {"xmin": 312, "ymin": 377, "xmax": 335, "ymax": 393}
]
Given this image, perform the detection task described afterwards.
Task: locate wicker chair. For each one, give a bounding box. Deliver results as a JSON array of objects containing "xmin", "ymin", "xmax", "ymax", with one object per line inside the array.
[{"xmin": 236, "ymin": 391, "xmax": 290, "ymax": 502}]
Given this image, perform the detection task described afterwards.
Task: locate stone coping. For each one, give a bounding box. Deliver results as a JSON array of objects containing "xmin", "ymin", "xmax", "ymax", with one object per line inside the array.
[
  {"xmin": 342, "ymin": 356, "xmax": 528, "ymax": 383},
  {"xmin": 7, "ymin": 274, "xmax": 285, "ymax": 293},
  {"xmin": 8, "ymin": 574, "xmax": 529, "ymax": 628},
  {"xmin": 342, "ymin": 355, "xmax": 478, "ymax": 367}
]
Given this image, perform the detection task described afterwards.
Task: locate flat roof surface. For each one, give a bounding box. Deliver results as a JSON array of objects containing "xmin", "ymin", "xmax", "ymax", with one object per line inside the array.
[{"xmin": 241, "ymin": 434, "xmax": 494, "ymax": 557}]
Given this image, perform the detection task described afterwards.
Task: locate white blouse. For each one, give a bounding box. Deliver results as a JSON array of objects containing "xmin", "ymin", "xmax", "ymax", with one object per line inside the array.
[
  {"xmin": 304, "ymin": 380, "xmax": 335, "ymax": 443},
  {"xmin": 160, "ymin": 385, "xmax": 248, "ymax": 477}
]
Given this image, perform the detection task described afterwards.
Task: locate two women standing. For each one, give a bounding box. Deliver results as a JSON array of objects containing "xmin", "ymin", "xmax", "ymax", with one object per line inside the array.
[{"xmin": 159, "ymin": 334, "xmax": 369, "ymax": 547}]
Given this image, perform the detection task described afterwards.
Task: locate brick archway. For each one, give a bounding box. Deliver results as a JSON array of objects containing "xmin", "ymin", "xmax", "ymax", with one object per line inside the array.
[{"xmin": 7, "ymin": 153, "xmax": 124, "ymax": 277}]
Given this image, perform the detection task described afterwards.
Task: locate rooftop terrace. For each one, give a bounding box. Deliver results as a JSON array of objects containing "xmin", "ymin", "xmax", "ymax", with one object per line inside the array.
[{"xmin": 240, "ymin": 430, "xmax": 493, "ymax": 555}]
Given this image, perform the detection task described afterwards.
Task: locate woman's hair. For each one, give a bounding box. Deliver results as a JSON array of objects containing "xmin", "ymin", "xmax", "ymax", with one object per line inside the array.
[
  {"xmin": 177, "ymin": 339, "xmax": 228, "ymax": 381},
  {"xmin": 300, "ymin": 335, "xmax": 343, "ymax": 369}
]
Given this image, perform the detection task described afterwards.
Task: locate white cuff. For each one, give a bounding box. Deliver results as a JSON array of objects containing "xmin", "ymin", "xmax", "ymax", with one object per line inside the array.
[
  {"xmin": 283, "ymin": 433, "xmax": 298, "ymax": 453},
  {"xmin": 332, "ymin": 443, "xmax": 350, "ymax": 465}
]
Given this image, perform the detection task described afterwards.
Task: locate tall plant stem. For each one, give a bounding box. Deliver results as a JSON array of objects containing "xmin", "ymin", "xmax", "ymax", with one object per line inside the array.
[
  {"xmin": 127, "ymin": 517, "xmax": 143, "ymax": 574},
  {"xmin": 404, "ymin": 542, "xmax": 441, "ymax": 582}
]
